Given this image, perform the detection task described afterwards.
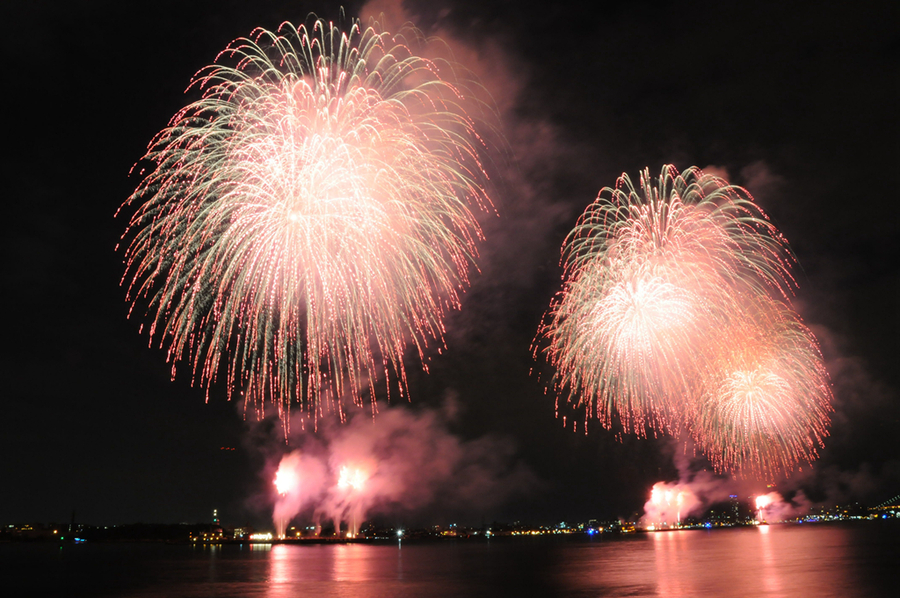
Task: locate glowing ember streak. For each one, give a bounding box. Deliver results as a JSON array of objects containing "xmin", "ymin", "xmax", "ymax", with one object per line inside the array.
[
  {"xmin": 118, "ymin": 15, "xmax": 498, "ymax": 430},
  {"xmin": 539, "ymin": 165, "xmax": 796, "ymax": 436}
]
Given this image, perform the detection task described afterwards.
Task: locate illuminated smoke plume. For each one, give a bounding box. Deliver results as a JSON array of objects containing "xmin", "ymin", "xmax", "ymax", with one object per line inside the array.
[
  {"xmin": 755, "ymin": 492, "xmax": 776, "ymax": 521},
  {"xmin": 272, "ymin": 451, "xmax": 328, "ymax": 537},
  {"xmin": 752, "ymin": 491, "xmax": 812, "ymax": 522},
  {"xmin": 270, "ymin": 402, "xmax": 534, "ymax": 537},
  {"xmin": 642, "ymin": 481, "xmax": 701, "ymax": 528},
  {"xmin": 639, "ymin": 456, "xmax": 739, "ymax": 529}
]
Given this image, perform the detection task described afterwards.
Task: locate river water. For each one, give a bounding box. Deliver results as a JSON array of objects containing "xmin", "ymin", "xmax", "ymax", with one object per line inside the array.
[{"xmin": 2, "ymin": 521, "xmax": 897, "ymax": 597}]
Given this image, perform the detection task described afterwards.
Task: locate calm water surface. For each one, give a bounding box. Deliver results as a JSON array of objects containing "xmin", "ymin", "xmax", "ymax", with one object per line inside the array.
[{"xmin": 2, "ymin": 521, "xmax": 897, "ymax": 597}]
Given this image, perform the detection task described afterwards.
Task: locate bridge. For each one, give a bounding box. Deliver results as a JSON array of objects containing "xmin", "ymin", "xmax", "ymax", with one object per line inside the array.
[{"xmin": 870, "ymin": 494, "xmax": 899, "ymax": 516}]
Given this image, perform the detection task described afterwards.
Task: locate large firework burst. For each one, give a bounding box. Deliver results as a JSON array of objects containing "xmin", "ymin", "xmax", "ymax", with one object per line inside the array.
[
  {"xmin": 692, "ymin": 300, "xmax": 832, "ymax": 478},
  {"xmin": 119, "ymin": 16, "xmax": 498, "ymax": 428},
  {"xmin": 540, "ymin": 165, "xmax": 797, "ymax": 436},
  {"xmin": 540, "ymin": 165, "xmax": 832, "ymax": 477}
]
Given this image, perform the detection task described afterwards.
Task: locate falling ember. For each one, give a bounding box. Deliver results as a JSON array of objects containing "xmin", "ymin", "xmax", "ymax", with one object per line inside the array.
[{"xmin": 118, "ymin": 15, "xmax": 499, "ymax": 432}]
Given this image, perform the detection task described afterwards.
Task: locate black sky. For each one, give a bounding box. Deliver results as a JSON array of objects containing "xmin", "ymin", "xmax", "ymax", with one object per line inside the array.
[{"xmin": 3, "ymin": 0, "xmax": 898, "ymax": 528}]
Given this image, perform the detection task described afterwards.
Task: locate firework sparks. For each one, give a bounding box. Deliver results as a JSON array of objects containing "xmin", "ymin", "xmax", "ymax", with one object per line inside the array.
[
  {"xmin": 118, "ymin": 16, "xmax": 498, "ymax": 429},
  {"xmin": 693, "ymin": 304, "xmax": 833, "ymax": 478},
  {"xmin": 539, "ymin": 165, "xmax": 796, "ymax": 436},
  {"xmin": 539, "ymin": 165, "xmax": 831, "ymax": 477}
]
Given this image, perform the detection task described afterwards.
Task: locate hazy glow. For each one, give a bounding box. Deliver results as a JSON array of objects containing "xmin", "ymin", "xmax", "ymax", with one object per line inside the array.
[
  {"xmin": 274, "ymin": 465, "xmax": 299, "ymax": 496},
  {"xmin": 644, "ymin": 481, "xmax": 699, "ymax": 526},
  {"xmin": 119, "ymin": 15, "xmax": 497, "ymax": 431},
  {"xmin": 268, "ymin": 405, "xmax": 532, "ymax": 539},
  {"xmin": 337, "ymin": 466, "xmax": 369, "ymax": 492},
  {"xmin": 756, "ymin": 495, "xmax": 773, "ymax": 510}
]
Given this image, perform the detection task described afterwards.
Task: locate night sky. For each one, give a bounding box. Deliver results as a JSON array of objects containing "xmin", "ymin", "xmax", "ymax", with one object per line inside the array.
[{"xmin": 4, "ymin": 0, "xmax": 898, "ymax": 529}]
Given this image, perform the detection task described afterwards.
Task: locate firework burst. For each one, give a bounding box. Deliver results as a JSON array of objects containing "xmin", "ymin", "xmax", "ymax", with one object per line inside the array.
[
  {"xmin": 540, "ymin": 165, "xmax": 796, "ymax": 436},
  {"xmin": 692, "ymin": 302, "xmax": 832, "ymax": 478},
  {"xmin": 118, "ymin": 16, "xmax": 498, "ymax": 428},
  {"xmin": 539, "ymin": 165, "xmax": 832, "ymax": 477}
]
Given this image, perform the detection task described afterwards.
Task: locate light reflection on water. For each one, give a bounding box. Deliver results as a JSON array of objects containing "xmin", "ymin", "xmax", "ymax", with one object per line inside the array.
[
  {"xmin": 549, "ymin": 522, "xmax": 895, "ymax": 597},
  {"xmin": 268, "ymin": 544, "xmax": 289, "ymax": 595},
  {"xmin": 268, "ymin": 542, "xmax": 387, "ymax": 589},
  {"xmin": 641, "ymin": 526, "xmax": 807, "ymax": 596},
  {"xmin": 580, "ymin": 522, "xmax": 891, "ymax": 597},
  {"xmin": 2, "ymin": 522, "xmax": 897, "ymax": 597},
  {"xmin": 757, "ymin": 524, "xmax": 783, "ymax": 596}
]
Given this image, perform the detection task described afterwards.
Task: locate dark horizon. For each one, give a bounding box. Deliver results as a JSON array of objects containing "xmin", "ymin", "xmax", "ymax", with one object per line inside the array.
[{"xmin": 4, "ymin": 0, "xmax": 898, "ymax": 530}]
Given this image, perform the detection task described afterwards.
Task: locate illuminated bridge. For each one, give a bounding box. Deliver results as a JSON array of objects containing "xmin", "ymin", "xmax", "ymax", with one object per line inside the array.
[{"xmin": 870, "ymin": 494, "xmax": 899, "ymax": 517}]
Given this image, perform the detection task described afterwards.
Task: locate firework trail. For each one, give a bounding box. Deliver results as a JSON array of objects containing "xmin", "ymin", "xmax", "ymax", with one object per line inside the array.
[
  {"xmin": 540, "ymin": 165, "xmax": 796, "ymax": 436},
  {"xmin": 118, "ymin": 16, "xmax": 498, "ymax": 428},
  {"xmin": 539, "ymin": 165, "xmax": 831, "ymax": 477}
]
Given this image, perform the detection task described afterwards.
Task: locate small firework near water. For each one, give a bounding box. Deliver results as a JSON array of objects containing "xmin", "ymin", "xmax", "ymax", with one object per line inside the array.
[
  {"xmin": 640, "ymin": 479, "xmax": 716, "ymax": 530},
  {"xmin": 539, "ymin": 165, "xmax": 832, "ymax": 478},
  {"xmin": 118, "ymin": 16, "xmax": 498, "ymax": 429}
]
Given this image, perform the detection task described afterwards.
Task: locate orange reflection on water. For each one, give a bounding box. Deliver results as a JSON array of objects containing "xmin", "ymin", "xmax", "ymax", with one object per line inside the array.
[
  {"xmin": 648, "ymin": 528, "xmax": 775, "ymax": 596},
  {"xmin": 652, "ymin": 530, "xmax": 692, "ymax": 596},
  {"xmin": 265, "ymin": 542, "xmax": 387, "ymax": 597},
  {"xmin": 268, "ymin": 544, "xmax": 291, "ymax": 597},
  {"xmin": 644, "ymin": 524, "xmax": 861, "ymax": 596},
  {"xmin": 757, "ymin": 525, "xmax": 783, "ymax": 595},
  {"xmin": 331, "ymin": 544, "xmax": 377, "ymax": 582}
]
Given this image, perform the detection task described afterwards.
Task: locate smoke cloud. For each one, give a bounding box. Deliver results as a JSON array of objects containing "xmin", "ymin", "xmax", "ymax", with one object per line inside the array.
[
  {"xmin": 358, "ymin": 1, "xmax": 586, "ymax": 392},
  {"xmin": 753, "ymin": 491, "xmax": 814, "ymax": 522},
  {"xmin": 267, "ymin": 398, "xmax": 536, "ymax": 536},
  {"xmin": 640, "ymin": 463, "xmax": 734, "ymax": 527}
]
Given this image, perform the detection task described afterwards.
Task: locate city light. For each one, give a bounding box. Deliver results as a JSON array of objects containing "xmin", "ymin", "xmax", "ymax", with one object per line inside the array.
[{"xmin": 249, "ymin": 533, "xmax": 273, "ymax": 542}]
